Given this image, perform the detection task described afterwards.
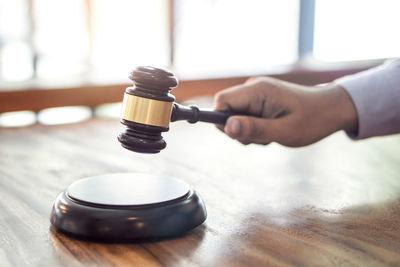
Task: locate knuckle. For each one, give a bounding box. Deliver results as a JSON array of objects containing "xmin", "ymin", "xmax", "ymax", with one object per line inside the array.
[
  {"xmin": 254, "ymin": 76, "xmax": 274, "ymax": 85},
  {"xmin": 248, "ymin": 78, "xmax": 280, "ymax": 97},
  {"xmin": 214, "ymin": 91, "xmax": 224, "ymax": 102},
  {"xmin": 214, "ymin": 92, "xmax": 227, "ymax": 109},
  {"xmin": 246, "ymin": 76, "xmax": 263, "ymax": 84}
]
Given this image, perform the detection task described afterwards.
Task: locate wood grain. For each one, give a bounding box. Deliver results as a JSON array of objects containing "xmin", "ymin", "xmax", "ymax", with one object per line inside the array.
[{"xmin": 0, "ymin": 116, "xmax": 400, "ymax": 266}]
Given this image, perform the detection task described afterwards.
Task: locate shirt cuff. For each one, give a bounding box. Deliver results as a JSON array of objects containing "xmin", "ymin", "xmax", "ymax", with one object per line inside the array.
[{"xmin": 334, "ymin": 59, "xmax": 400, "ymax": 139}]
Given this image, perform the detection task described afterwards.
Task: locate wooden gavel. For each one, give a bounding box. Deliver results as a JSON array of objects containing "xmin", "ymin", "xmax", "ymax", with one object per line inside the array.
[{"xmin": 118, "ymin": 66, "xmax": 235, "ymax": 153}]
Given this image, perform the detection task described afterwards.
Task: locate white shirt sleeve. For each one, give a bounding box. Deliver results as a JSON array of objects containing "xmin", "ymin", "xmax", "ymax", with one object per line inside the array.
[{"xmin": 334, "ymin": 58, "xmax": 400, "ymax": 139}]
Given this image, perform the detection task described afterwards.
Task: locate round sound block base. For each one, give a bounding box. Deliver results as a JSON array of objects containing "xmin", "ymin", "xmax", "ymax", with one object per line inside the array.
[{"xmin": 50, "ymin": 173, "xmax": 207, "ymax": 241}]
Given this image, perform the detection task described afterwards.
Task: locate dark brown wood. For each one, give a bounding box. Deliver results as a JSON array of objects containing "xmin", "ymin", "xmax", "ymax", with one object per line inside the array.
[
  {"xmin": 119, "ymin": 66, "xmax": 178, "ymax": 153},
  {"xmin": 0, "ymin": 112, "xmax": 400, "ymax": 266},
  {"xmin": 127, "ymin": 66, "xmax": 177, "ymax": 101},
  {"xmin": 0, "ymin": 64, "xmax": 378, "ymax": 113},
  {"xmin": 51, "ymin": 174, "xmax": 206, "ymax": 240},
  {"xmin": 171, "ymin": 102, "xmax": 234, "ymax": 125}
]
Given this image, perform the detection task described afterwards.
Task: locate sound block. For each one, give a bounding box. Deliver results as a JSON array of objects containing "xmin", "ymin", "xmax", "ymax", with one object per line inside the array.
[{"xmin": 50, "ymin": 173, "xmax": 207, "ymax": 240}]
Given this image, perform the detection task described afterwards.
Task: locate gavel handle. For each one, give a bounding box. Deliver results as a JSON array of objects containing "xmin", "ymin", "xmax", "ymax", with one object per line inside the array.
[{"xmin": 171, "ymin": 103, "xmax": 237, "ymax": 125}]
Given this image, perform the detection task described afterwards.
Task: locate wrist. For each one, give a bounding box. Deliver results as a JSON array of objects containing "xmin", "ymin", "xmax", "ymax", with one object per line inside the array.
[{"xmin": 323, "ymin": 83, "xmax": 358, "ymax": 134}]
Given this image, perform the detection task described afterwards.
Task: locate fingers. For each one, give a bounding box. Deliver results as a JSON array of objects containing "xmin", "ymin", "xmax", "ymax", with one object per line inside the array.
[
  {"xmin": 214, "ymin": 83, "xmax": 254, "ymax": 112},
  {"xmin": 214, "ymin": 76, "xmax": 287, "ymax": 118},
  {"xmin": 214, "ymin": 76, "xmax": 313, "ymax": 146},
  {"xmin": 224, "ymin": 115, "xmax": 285, "ymax": 145},
  {"xmin": 214, "ymin": 77, "xmax": 273, "ymax": 114}
]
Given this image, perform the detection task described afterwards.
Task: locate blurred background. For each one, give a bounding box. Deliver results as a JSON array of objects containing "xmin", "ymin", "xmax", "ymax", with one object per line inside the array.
[{"xmin": 0, "ymin": 0, "xmax": 399, "ymax": 127}]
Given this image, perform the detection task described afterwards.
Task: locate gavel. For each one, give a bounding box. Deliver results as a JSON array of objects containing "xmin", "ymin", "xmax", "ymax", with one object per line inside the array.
[{"xmin": 118, "ymin": 66, "xmax": 235, "ymax": 153}]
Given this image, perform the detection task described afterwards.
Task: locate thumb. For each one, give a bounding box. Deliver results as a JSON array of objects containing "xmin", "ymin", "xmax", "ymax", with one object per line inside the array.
[{"xmin": 224, "ymin": 115, "xmax": 283, "ymax": 144}]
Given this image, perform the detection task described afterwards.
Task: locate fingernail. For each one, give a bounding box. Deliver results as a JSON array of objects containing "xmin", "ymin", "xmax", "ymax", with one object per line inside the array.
[{"xmin": 226, "ymin": 118, "xmax": 240, "ymax": 137}]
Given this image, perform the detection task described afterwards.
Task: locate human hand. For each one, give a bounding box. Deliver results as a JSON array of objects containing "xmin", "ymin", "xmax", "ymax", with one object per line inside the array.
[{"xmin": 214, "ymin": 77, "xmax": 358, "ymax": 147}]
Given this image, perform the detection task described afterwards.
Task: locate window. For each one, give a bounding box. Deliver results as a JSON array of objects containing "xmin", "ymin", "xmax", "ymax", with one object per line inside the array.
[
  {"xmin": 0, "ymin": 0, "xmax": 33, "ymax": 81},
  {"xmin": 174, "ymin": 0, "xmax": 299, "ymax": 77},
  {"xmin": 0, "ymin": 0, "xmax": 299, "ymax": 83},
  {"xmin": 313, "ymin": 0, "xmax": 400, "ymax": 62},
  {"xmin": 0, "ymin": 0, "xmax": 399, "ymax": 85},
  {"xmin": 0, "ymin": 0, "xmax": 169, "ymax": 82}
]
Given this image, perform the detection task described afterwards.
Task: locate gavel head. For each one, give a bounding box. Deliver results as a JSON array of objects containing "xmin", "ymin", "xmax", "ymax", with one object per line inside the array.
[{"xmin": 118, "ymin": 66, "xmax": 178, "ymax": 153}]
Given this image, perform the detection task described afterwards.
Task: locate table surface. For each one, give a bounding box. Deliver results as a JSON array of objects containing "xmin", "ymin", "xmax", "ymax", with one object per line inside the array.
[{"xmin": 1, "ymin": 117, "xmax": 400, "ymax": 266}]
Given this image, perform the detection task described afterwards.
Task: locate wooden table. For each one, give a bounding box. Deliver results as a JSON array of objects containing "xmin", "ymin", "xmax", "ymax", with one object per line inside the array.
[{"xmin": 1, "ymin": 118, "xmax": 400, "ymax": 266}]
